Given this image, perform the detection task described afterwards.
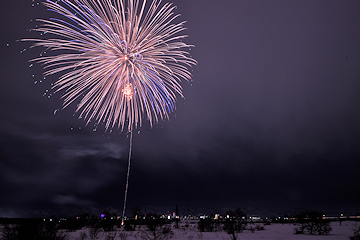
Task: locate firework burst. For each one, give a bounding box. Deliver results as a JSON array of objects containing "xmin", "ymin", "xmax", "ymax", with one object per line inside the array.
[
  {"xmin": 26, "ymin": 0, "xmax": 196, "ymax": 132},
  {"xmin": 24, "ymin": 0, "xmax": 196, "ymax": 220}
]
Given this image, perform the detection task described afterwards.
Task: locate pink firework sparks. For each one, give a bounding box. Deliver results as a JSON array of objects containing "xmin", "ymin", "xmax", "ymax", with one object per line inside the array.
[{"xmin": 25, "ymin": 0, "xmax": 196, "ymax": 132}]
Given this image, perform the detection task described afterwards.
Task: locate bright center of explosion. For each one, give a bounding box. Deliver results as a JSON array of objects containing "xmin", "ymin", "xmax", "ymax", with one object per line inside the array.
[{"xmin": 122, "ymin": 84, "xmax": 133, "ymax": 99}]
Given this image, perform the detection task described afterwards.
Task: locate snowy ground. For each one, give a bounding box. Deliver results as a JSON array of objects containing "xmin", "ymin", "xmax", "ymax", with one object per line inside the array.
[{"xmin": 59, "ymin": 221, "xmax": 357, "ymax": 240}]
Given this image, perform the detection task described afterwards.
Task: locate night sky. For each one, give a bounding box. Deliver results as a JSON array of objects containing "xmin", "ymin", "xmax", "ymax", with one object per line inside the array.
[{"xmin": 1, "ymin": 0, "xmax": 360, "ymax": 218}]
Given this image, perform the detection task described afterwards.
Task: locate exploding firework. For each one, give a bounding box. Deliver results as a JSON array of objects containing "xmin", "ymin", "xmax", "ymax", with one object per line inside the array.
[
  {"xmin": 25, "ymin": 0, "xmax": 196, "ymax": 132},
  {"xmin": 24, "ymin": 0, "xmax": 196, "ymax": 220}
]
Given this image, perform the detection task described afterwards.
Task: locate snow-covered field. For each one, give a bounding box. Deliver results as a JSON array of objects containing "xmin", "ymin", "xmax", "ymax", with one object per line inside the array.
[{"xmin": 58, "ymin": 221, "xmax": 357, "ymax": 240}]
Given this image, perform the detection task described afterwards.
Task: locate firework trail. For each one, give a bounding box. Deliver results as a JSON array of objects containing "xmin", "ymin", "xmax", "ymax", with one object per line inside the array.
[{"xmin": 24, "ymin": 0, "xmax": 196, "ymax": 219}]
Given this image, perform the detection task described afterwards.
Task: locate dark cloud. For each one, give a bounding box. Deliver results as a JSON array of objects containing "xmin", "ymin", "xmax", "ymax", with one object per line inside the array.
[{"xmin": 1, "ymin": 0, "xmax": 360, "ymax": 217}]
